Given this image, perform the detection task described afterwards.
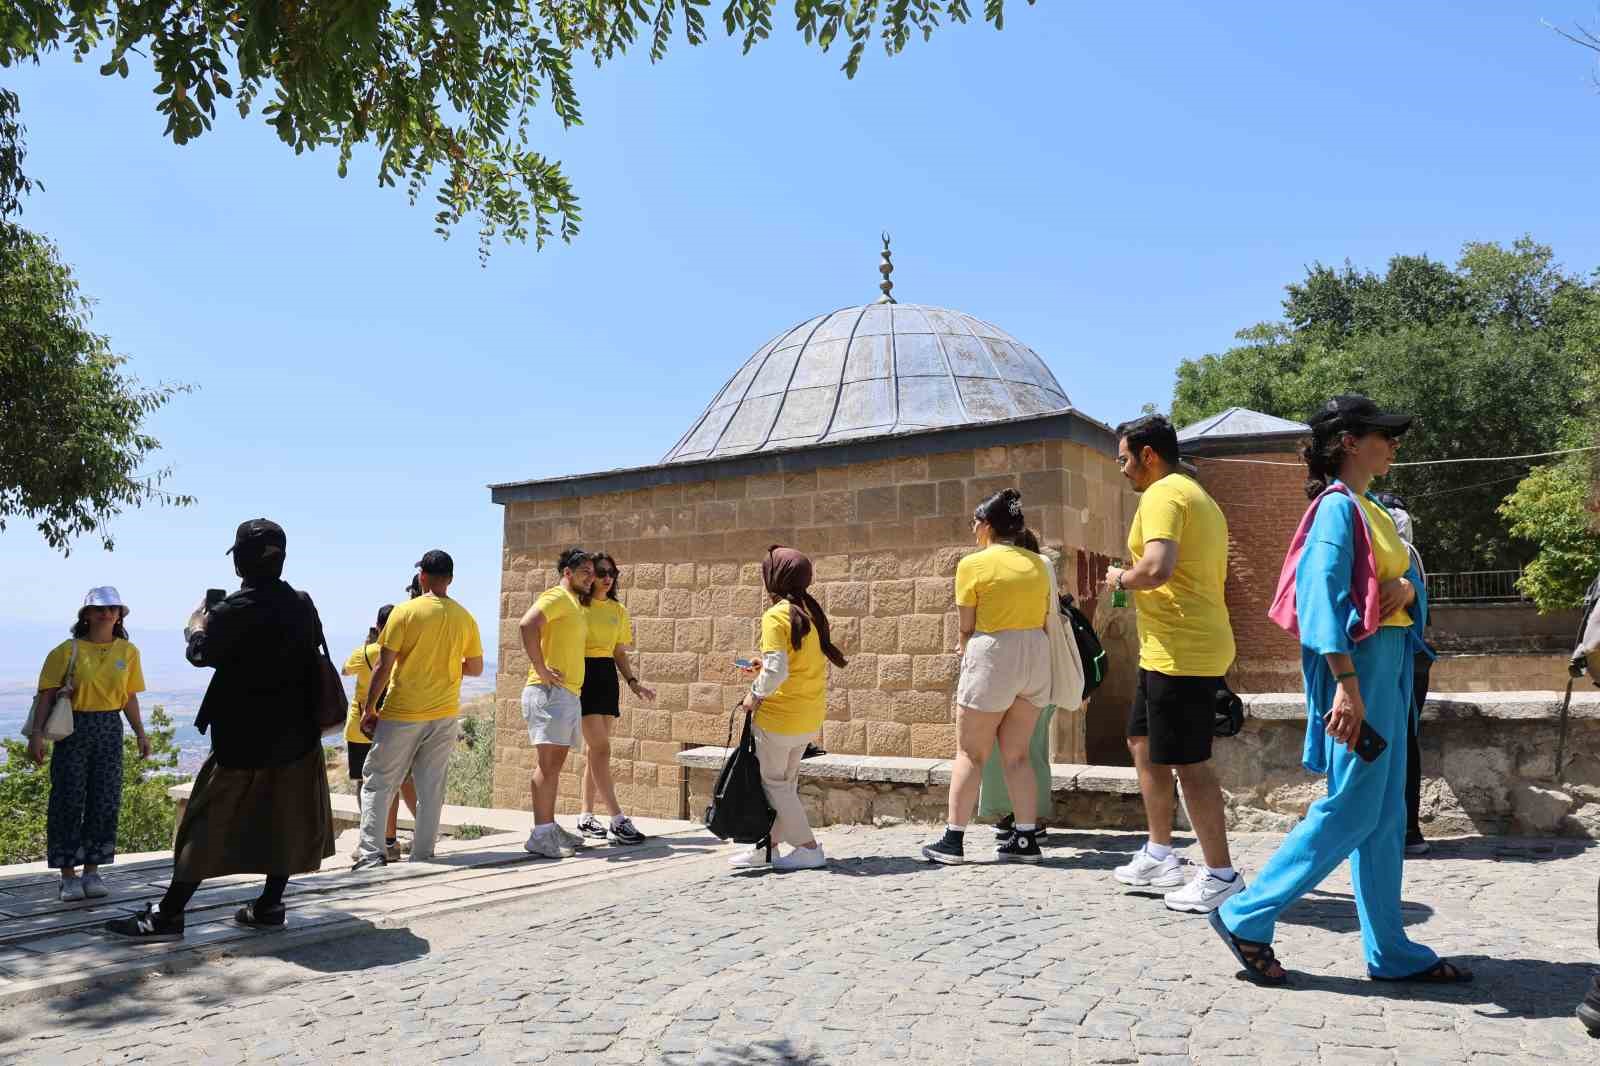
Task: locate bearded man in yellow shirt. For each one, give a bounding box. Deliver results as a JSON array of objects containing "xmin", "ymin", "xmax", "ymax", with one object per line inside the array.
[
  {"xmin": 1104, "ymin": 414, "xmax": 1242, "ymax": 916},
  {"xmin": 517, "ymin": 547, "xmax": 596, "ymax": 859}
]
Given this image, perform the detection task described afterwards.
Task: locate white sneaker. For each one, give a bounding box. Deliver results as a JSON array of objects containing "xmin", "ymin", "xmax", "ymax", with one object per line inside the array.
[
  {"xmin": 773, "ymin": 845, "xmax": 826, "ymax": 872},
  {"xmin": 59, "ymin": 876, "xmax": 86, "ymax": 902},
  {"xmin": 728, "ymin": 844, "xmax": 772, "ymax": 872},
  {"xmin": 1113, "ymin": 846, "xmax": 1185, "ymax": 888},
  {"xmin": 81, "ymin": 871, "xmax": 109, "ymax": 899},
  {"xmin": 1164, "ymin": 870, "xmax": 1246, "ymax": 914},
  {"xmin": 555, "ymin": 823, "xmax": 586, "ymax": 850},
  {"xmin": 523, "ymin": 824, "xmax": 572, "ymax": 859}
]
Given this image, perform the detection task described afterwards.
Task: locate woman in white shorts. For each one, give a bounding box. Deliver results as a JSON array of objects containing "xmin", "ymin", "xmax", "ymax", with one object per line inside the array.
[{"xmin": 922, "ymin": 488, "xmax": 1052, "ymax": 866}]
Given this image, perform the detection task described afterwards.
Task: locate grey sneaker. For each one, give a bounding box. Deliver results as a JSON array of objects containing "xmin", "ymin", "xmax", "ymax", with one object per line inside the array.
[
  {"xmin": 80, "ymin": 871, "xmax": 110, "ymax": 898},
  {"xmin": 59, "ymin": 876, "xmax": 86, "ymax": 902},
  {"xmin": 555, "ymin": 823, "xmax": 586, "ymax": 850},
  {"xmin": 524, "ymin": 824, "xmax": 572, "ymax": 859}
]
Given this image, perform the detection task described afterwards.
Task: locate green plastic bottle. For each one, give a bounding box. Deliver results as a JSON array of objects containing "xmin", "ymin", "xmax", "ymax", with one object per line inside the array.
[{"xmin": 1110, "ymin": 559, "xmax": 1128, "ymax": 608}]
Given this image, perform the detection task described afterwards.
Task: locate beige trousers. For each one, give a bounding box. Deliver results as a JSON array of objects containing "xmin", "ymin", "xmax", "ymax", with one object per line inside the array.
[{"xmin": 751, "ymin": 723, "xmax": 815, "ymax": 847}]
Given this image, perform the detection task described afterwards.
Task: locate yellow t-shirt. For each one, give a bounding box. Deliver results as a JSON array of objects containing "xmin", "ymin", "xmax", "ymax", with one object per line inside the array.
[
  {"xmin": 954, "ymin": 544, "xmax": 1050, "ymax": 633},
  {"xmin": 37, "ymin": 638, "xmax": 145, "ymax": 712},
  {"xmin": 754, "ymin": 602, "xmax": 829, "ymax": 735},
  {"xmin": 343, "ymin": 642, "xmax": 383, "ymax": 743},
  {"xmin": 380, "ymin": 595, "xmax": 483, "ymax": 722},
  {"xmin": 526, "ymin": 586, "xmax": 588, "ymax": 695},
  {"xmin": 1128, "ymin": 473, "xmax": 1236, "ymax": 677},
  {"xmin": 1358, "ymin": 495, "xmax": 1414, "ymax": 628},
  {"xmin": 583, "ymin": 599, "xmax": 634, "ymax": 658}
]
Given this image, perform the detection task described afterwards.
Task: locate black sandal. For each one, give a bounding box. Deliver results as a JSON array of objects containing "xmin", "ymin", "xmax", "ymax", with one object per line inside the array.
[
  {"xmin": 1208, "ymin": 910, "xmax": 1288, "ymax": 986},
  {"xmin": 1372, "ymin": 959, "xmax": 1473, "ymax": 984}
]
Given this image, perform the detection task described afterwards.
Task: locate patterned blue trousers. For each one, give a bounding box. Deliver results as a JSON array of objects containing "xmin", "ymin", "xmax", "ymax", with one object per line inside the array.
[{"xmin": 47, "ymin": 711, "xmax": 124, "ymax": 869}]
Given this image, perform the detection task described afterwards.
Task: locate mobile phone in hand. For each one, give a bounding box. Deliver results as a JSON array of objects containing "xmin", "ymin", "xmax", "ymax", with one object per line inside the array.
[
  {"xmin": 1325, "ymin": 713, "xmax": 1388, "ymax": 763},
  {"xmin": 204, "ymin": 588, "xmax": 227, "ymax": 611},
  {"xmin": 733, "ymin": 658, "xmax": 756, "ymax": 670}
]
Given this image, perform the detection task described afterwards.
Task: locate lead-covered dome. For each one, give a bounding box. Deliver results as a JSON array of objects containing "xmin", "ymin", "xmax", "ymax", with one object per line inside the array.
[{"xmin": 662, "ymin": 302, "xmax": 1071, "ymax": 464}]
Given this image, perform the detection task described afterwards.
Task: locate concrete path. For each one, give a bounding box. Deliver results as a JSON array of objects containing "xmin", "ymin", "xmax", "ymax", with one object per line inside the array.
[{"xmin": 0, "ymin": 825, "xmax": 1594, "ymax": 1064}]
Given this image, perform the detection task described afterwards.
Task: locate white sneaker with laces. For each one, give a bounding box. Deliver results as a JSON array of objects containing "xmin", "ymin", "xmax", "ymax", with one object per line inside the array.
[
  {"xmin": 523, "ymin": 824, "xmax": 571, "ymax": 859},
  {"xmin": 1164, "ymin": 870, "xmax": 1246, "ymax": 913},
  {"xmin": 1113, "ymin": 846, "xmax": 1185, "ymax": 888},
  {"xmin": 727, "ymin": 844, "xmax": 772, "ymax": 872},
  {"xmin": 59, "ymin": 876, "xmax": 86, "ymax": 902},
  {"xmin": 773, "ymin": 845, "xmax": 826, "ymax": 872}
]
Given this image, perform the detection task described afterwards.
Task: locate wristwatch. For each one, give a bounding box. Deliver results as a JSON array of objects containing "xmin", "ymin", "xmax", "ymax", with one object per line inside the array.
[{"xmin": 1114, "ymin": 571, "xmax": 1126, "ymax": 591}]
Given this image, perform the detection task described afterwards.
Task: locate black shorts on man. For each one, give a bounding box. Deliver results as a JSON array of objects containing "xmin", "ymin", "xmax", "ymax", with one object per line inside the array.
[
  {"xmin": 347, "ymin": 740, "xmax": 371, "ymax": 780},
  {"xmin": 1127, "ymin": 668, "xmax": 1226, "ymax": 765}
]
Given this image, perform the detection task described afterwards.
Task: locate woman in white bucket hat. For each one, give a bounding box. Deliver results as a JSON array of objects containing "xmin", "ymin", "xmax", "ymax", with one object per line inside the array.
[{"xmin": 27, "ymin": 587, "xmax": 151, "ymax": 902}]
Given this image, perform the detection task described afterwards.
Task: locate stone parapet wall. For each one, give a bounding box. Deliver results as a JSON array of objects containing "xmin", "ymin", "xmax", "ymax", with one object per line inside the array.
[
  {"xmin": 491, "ymin": 438, "xmax": 1134, "ymax": 817},
  {"xmin": 1217, "ymin": 691, "xmax": 1600, "ymax": 836}
]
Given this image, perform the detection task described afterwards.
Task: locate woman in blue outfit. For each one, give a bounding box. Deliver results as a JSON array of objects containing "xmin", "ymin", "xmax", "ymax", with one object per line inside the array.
[{"xmin": 1209, "ymin": 394, "xmax": 1473, "ymax": 986}]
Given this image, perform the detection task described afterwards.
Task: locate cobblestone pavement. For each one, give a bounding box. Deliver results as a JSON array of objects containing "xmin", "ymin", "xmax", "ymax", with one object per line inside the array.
[{"xmin": 0, "ymin": 826, "xmax": 1594, "ymax": 1065}]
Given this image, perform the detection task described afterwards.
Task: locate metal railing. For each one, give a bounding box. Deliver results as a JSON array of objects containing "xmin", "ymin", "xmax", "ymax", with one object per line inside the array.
[{"xmin": 1425, "ymin": 570, "xmax": 1527, "ymax": 604}]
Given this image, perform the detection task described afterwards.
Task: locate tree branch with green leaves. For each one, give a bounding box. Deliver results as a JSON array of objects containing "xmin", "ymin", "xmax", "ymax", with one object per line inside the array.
[{"xmin": 0, "ymin": 1, "xmax": 1028, "ymax": 260}]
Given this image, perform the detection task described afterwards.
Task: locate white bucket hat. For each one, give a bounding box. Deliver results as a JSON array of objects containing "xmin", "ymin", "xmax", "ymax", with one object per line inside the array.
[{"xmin": 81, "ymin": 586, "xmax": 130, "ymax": 616}]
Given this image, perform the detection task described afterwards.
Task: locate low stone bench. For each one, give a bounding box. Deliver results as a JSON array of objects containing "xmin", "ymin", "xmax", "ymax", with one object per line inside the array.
[{"xmin": 676, "ymin": 749, "xmax": 1144, "ymax": 829}]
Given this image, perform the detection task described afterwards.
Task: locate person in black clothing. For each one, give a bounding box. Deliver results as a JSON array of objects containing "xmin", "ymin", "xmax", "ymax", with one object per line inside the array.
[
  {"xmin": 106, "ymin": 519, "xmax": 336, "ymax": 940},
  {"xmin": 1375, "ymin": 492, "xmax": 1432, "ymax": 856}
]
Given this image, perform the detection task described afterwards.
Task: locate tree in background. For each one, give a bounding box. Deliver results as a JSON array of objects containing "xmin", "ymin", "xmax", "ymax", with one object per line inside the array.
[
  {"xmin": 0, "ymin": 223, "xmax": 192, "ymax": 550},
  {"xmin": 1171, "ymin": 238, "xmax": 1599, "ymax": 601},
  {"xmin": 0, "ymin": 1, "xmax": 1028, "ymax": 259}
]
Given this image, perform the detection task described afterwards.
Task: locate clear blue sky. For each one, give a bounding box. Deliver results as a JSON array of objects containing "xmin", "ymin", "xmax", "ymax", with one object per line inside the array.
[{"xmin": 4, "ymin": 2, "xmax": 1600, "ymax": 671}]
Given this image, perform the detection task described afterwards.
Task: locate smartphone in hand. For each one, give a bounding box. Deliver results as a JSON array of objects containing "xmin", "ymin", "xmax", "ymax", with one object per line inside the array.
[
  {"xmin": 1325, "ymin": 713, "xmax": 1388, "ymax": 763},
  {"xmin": 204, "ymin": 588, "xmax": 227, "ymax": 611},
  {"xmin": 733, "ymin": 658, "xmax": 756, "ymax": 670}
]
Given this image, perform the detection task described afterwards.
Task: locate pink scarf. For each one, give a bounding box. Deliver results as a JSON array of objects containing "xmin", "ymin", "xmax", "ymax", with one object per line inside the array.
[{"xmin": 1267, "ymin": 484, "xmax": 1382, "ymax": 642}]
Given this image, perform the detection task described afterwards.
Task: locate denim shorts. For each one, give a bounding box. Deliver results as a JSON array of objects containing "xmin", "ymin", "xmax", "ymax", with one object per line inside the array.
[{"xmin": 522, "ymin": 683, "xmax": 583, "ymax": 748}]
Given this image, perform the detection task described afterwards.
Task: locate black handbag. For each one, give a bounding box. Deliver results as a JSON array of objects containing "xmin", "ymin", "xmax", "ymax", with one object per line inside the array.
[
  {"xmin": 704, "ymin": 706, "xmax": 776, "ymax": 848},
  {"xmin": 1213, "ymin": 682, "xmax": 1246, "ymax": 738}
]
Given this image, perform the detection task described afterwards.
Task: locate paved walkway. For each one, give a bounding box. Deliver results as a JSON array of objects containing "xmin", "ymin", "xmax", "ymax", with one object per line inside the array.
[{"xmin": 0, "ymin": 825, "xmax": 1594, "ymax": 1064}]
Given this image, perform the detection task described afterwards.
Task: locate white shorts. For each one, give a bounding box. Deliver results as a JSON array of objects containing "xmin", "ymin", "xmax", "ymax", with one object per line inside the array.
[
  {"xmin": 956, "ymin": 629, "xmax": 1052, "ymax": 713},
  {"xmin": 522, "ymin": 683, "xmax": 583, "ymax": 748}
]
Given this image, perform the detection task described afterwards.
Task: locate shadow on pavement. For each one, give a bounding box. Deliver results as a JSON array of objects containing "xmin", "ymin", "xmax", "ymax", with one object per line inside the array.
[
  {"xmin": 688, "ymin": 1037, "xmax": 828, "ymax": 1065},
  {"xmin": 1275, "ymin": 888, "xmax": 1433, "ymax": 930},
  {"xmin": 286, "ymin": 924, "xmax": 431, "ymax": 974},
  {"xmin": 1252, "ymin": 955, "xmax": 1600, "ymax": 1021}
]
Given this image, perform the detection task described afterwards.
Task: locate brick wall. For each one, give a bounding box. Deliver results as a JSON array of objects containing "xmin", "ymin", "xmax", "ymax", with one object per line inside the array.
[
  {"xmin": 492, "ymin": 438, "xmax": 1135, "ymax": 818},
  {"xmin": 1189, "ymin": 448, "xmax": 1306, "ymax": 692}
]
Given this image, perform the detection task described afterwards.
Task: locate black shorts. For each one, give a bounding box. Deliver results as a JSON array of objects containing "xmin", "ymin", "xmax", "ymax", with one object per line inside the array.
[
  {"xmin": 1127, "ymin": 669, "xmax": 1225, "ymax": 766},
  {"xmin": 347, "ymin": 740, "xmax": 371, "ymax": 780},
  {"xmin": 580, "ymin": 657, "xmax": 620, "ymax": 717}
]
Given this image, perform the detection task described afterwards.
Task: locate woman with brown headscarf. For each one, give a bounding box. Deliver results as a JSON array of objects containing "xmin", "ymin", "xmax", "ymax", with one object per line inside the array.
[{"xmin": 730, "ymin": 546, "xmax": 849, "ymax": 873}]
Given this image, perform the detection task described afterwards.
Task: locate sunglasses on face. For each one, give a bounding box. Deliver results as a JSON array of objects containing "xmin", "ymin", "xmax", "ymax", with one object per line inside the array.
[{"xmin": 594, "ymin": 568, "xmax": 616, "ymax": 579}]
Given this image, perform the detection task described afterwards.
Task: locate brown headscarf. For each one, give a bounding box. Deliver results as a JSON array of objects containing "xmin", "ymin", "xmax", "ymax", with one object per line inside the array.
[{"xmin": 761, "ymin": 545, "xmax": 848, "ymax": 668}]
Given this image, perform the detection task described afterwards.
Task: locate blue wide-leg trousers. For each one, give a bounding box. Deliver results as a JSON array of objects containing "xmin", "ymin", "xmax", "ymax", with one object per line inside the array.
[{"xmin": 1218, "ymin": 627, "xmax": 1438, "ymax": 978}]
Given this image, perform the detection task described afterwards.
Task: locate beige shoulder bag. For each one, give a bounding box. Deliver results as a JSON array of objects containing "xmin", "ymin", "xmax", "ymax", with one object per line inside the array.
[{"xmin": 24, "ymin": 640, "xmax": 78, "ymax": 741}]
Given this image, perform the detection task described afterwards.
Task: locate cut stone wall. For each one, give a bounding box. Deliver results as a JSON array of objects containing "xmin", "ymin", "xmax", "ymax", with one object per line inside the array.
[{"xmin": 492, "ymin": 438, "xmax": 1135, "ymax": 817}]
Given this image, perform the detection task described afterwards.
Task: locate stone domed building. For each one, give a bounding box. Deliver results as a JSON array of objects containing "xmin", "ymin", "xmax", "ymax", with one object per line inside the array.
[{"xmin": 488, "ymin": 244, "xmax": 1137, "ymax": 818}]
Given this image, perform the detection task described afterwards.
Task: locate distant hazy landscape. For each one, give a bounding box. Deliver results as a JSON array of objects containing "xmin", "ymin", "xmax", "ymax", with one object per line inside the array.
[{"xmin": 0, "ymin": 620, "xmax": 496, "ymax": 773}]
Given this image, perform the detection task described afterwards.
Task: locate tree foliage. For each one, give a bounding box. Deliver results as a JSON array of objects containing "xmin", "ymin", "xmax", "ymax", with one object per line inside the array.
[
  {"xmin": 0, "ymin": 1, "xmax": 1027, "ymax": 258},
  {"xmin": 0, "ymin": 705, "xmax": 185, "ymax": 865},
  {"xmin": 1171, "ymin": 238, "xmax": 1600, "ymax": 584},
  {"xmin": 0, "ymin": 223, "xmax": 192, "ymax": 550}
]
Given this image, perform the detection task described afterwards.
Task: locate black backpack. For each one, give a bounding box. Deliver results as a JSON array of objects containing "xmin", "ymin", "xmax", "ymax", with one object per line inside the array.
[
  {"xmin": 1059, "ymin": 593, "xmax": 1108, "ymax": 697},
  {"xmin": 704, "ymin": 707, "xmax": 776, "ymax": 848}
]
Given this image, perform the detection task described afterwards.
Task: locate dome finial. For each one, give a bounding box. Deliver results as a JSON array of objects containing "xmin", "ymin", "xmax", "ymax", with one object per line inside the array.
[{"xmin": 876, "ymin": 231, "xmax": 896, "ymax": 304}]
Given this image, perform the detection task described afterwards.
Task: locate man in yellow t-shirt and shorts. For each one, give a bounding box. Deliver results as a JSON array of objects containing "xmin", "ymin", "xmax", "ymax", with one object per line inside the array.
[
  {"xmin": 353, "ymin": 550, "xmax": 484, "ymax": 870},
  {"xmin": 1104, "ymin": 415, "xmax": 1242, "ymax": 916},
  {"xmin": 517, "ymin": 547, "xmax": 596, "ymax": 860}
]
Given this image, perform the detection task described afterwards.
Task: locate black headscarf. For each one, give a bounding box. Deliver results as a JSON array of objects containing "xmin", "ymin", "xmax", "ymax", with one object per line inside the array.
[{"xmin": 761, "ymin": 545, "xmax": 848, "ymax": 668}]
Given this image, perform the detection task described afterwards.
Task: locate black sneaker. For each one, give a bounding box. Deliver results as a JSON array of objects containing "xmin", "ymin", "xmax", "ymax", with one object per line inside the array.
[
  {"xmin": 351, "ymin": 854, "xmax": 387, "ymax": 872},
  {"xmin": 1579, "ymin": 975, "xmax": 1600, "ymax": 1035},
  {"xmin": 992, "ymin": 814, "xmax": 1016, "ymax": 840},
  {"xmin": 996, "ymin": 830, "xmax": 1043, "ymax": 864},
  {"xmin": 577, "ymin": 814, "xmax": 609, "ymax": 840},
  {"xmin": 105, "ymin": 902, "xmax": 184, "ymax": 942},
  {"xmin": 235, "ymin": 901, "xmax": 287, "ymax": 930},
  {"xmin": 607, "ymin": 816, "xmax": 647, "ymax": 846},
  {"xmin": 1404, "ymin": 831, "xmax": 1430, "ymax": 856},
  {"xmin": 921, "ymin": 830, "xmax": 965, "ymax": 865}
]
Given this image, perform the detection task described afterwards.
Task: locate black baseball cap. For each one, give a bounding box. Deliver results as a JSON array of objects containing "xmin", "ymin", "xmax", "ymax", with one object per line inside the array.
[
  {"xmin": 1308, "ymin": 394, "xmax": 1413, "ymax": 435},
  {"xmin": 415, "ymin": 549, "xmax": 454, "ymax": 576},
  {"xmin": 226, "ymin": 518, "xmax": 286, "ymax": 557}
]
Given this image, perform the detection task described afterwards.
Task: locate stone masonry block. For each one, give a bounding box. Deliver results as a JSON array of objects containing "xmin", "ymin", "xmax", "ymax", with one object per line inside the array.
[
  {"xmin": 830, "ymin": 616, "xmax": 860, "ymax": 653},
  {"xmin": 915, "ymin": 577, "xmax": 955, "ymax": 613},
  {"xmin": 826, "ymin": 687, "xmax": 849, "ymax": 721},
  {"xmin": 692, "ymin": 586, "xmax": 733, "ymax": 616},
  {"xmin": 713, "ymin": 616, "xmax": 754, "ymax": 651},
  {"xmin": 739, "ymin": 562, "xmax": 764, "ymax": 585},
  {"xmin": 640, "ymin": 652, "xmax": 699, "ymax": 681},
  {"xmin": 772, "ymin": 495, "xmax": 813, "ymax": 527},
  {"xmin": 638, "ymin": 740, "xmax": 680, "ymax": 764},
  {"xmin": 974, "ymin": 446, "xmax": 1010, "ymax": 475},
  {"xmin": 870, "ymin": 580, "xmax": 916, "ymax": 617},
  {"xmin": 675, "ymin": 617, "xmax": 713, "ymax": 652},
  {"xmin": 652, "ymin": 683, "xmax": 688, "ymax": 711},
  {"xmin": 633, "ymin": 710, "xmax": 674, "ymax": 740},
  {"xmin": 927, "ymin": 451, "xmax": 974, "ymax": 480},
  {"xmin": 784, "ymin": 471, "xmax": 817, "ymax": 495},
  {"xmin": 671, "ymin": 713, "xmax": 725, "ymax": 745},
  {"xmin": 856, "ymin": 486, "xmax": 898, "ymax": 524},
  {"xmin": 658, "ymin": 588, "xmax": 694, "ymax": 618},
  {"xmin": 633, "ymin": 617, "xmax": 675, "ymax": 652},
  {"xmin": 892, "ymin": 689, "xmax": 953, "ymax": 725},
  {"xmin": 877, "ymin": 654, "xmax": 912, "ymax": 689},
  {"xmin": 729, "ymin": 586, "xmax": 766, "ymax": 615},
  {"xmin": 627, "ymin": 589, "xmax": 660, "ymax": 615},
  {"xmin": 850, "ymin": 552, "xmax": 902, "ymax": 580},
  {"xmin": 747, "ymin": 473, "xmax": 784, "ymax": 498},
  {"xmin": 825, "ymin": 582, "xmax": 869, "ymax": 616},
  {"xmin": 866, "ymin": 721, "xmax": 912, "ymax": 757},
  {"xmin": 813, "ymin": 554, "xmax": 850, "ymax": 581},
  {"xmin": 848, "ymin": 687, "xmax": 892, "ymax": 722},
  {"xmin": 860, "ymin": 617, "xmax": 899, "ymax": 653},
  {"xmin": 899, "ymin": 483, "xmax": 937, "ymax": 520},
  {"xmin": 912, "ymin": 654, "xmax": 961, "ymax": 688},
  {"xmin": 688, "ymin": 682, "xmax": 723, "ymax": 713},
  {"xmin": 836, "ymin": 652, "xmax": 878, "ymax": 688},
  {"xmin": 738, "ymin": 498, "xmax": 773, "ymax": 528},
  {"xmin": 899, "ymin": 614, "xmax": 944, "ymax": 653},
  {"xmin": 822, "ymin": 720, "xmax": 867, "ymax": 754},
  {"xmin": 815, "ymin": 490, "xmax": 855, "ymax": 524},
  {"xmin": 666, "ymin": 562, "xmax": 697, "ymax": 588},
  {"xmin": 910, "ymin": 723, "xmax": 958, "ymax": 760}
]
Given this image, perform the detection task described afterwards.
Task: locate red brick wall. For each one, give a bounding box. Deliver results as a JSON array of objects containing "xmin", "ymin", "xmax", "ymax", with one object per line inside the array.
[{"xmin": 1191, "ymin": 449, "xmax": 1306, "ymax": 692}]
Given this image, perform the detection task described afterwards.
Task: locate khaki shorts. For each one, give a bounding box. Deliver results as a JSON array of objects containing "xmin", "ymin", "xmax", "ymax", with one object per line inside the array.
[{"xmin": 956, "ymin": 629, "xmax": 1052, "ymax": 713}]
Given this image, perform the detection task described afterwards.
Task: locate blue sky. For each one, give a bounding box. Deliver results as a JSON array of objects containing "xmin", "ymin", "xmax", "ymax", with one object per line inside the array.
[{"xmin": 4, "ymin": 2, "xmax": 1600, "ymax": 678}]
